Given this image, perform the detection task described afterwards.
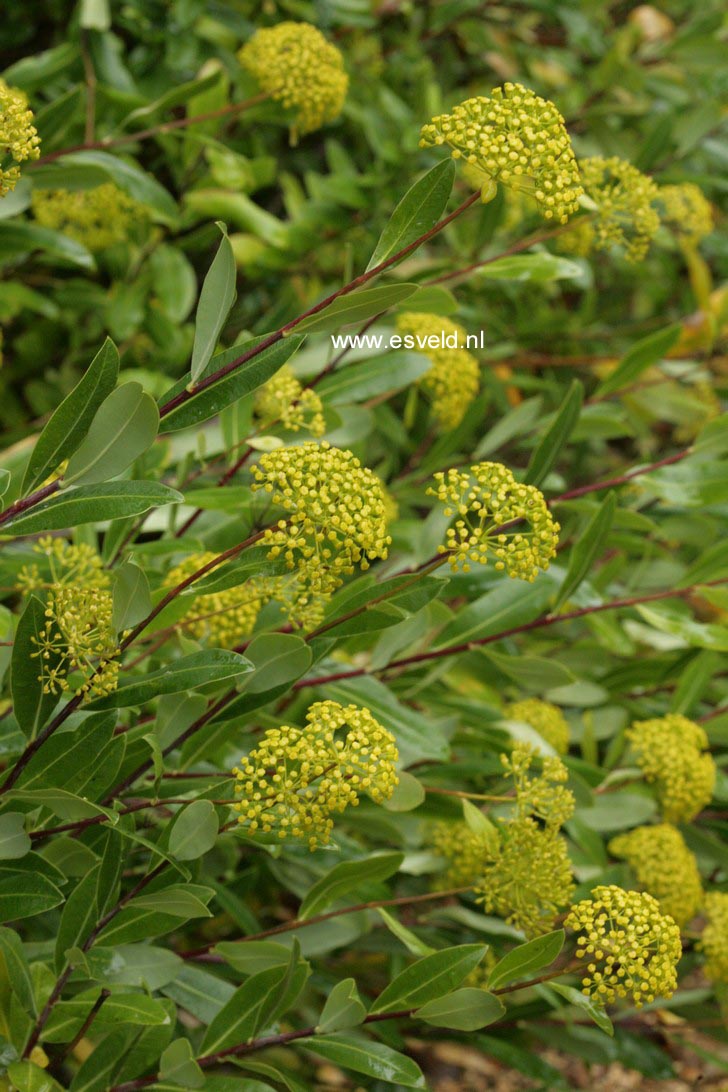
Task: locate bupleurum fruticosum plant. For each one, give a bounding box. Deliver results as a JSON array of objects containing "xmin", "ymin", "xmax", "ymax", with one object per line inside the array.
[
  {"xmin": 0, "ymin": 77, "xmax": 40, "ymax": 196},
  {"xmin": 31, "ymin": 183, "xmax": 147, "ymax": 251},
  {"xmin": 233, "ymin": 700, "xmax": 399, "ymax": 849},
  {"xmin": 395, "ymin": 311, "xmax": 480, "ymax": 429}
]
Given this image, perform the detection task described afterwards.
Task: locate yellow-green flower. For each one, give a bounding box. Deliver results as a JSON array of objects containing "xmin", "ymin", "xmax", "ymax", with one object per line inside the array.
[
  {"xmin": 254, "ymin": 364, "xmax": 325, "ymax": 436},
  {"xmin": 0, "ymin": 78, "xmax": 40, "ymax": 196},
  {"xmin": 238, "ymin": 22, "xmax": 348, "ymax": 141},
  {"xmin": 502, "ymin": 742, "xmax": 575, "ymax": 829},
  {"xmin": 431, "ymin": 820, "xmax": 498, "ymax": 890},
  {"xmin": 561, "ymin": 156, "xmax": 660, "ymax": 262},
  {"xmin": 395, "ymin": 312, "xmax": 480, "ymax": 430},
  {"xmin": 31, "ymin": 183, "xmax": 146, "ymax": 251},
  {"xmin": 566, "ymin": 885, "xmax": 681, "ymax": 1007},
  {"xmin": 428, "ymin": 461, "xmax": 559, "ymax": 580},
  {"xmin": 627, "ymin": 714, "xmax": 715, "ymax": 823},
  {"xmin": 232, "ymin": 700, "xmax": 399, "ymax": 849},
  {"xmin": 420, "ymin": 82, "xmax": 582, "ymax": 223},
  {"xmin": 164, "ymin": 552, "xmax": 271, "ymax": 648},
  {"xmin": 699, "ymin": 892, "xmax": 728, "ymax": 985},
  {"xmin": 252, "ymin": 441, "xmax": 391, "ymax": 627},
  {"xmin": 476, "ymin": 816, "xmax": 575, "ymax": 937},
  {"xmin": 609, "ymin": 824, "xmax": 702, "ymax": 927},
  {"xmin": 506, "ymin": 698, "xmax": 569, "ymax": 753},
  {"xmin": 658, "ymin": 182, "xmax": 713, "ymax": 246}
]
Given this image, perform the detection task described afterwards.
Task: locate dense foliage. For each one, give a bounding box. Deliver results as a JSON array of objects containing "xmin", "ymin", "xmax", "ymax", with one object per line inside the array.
[{"xmin": 1, "ymin": 1, "xmax": 728, "ymax": 1089}]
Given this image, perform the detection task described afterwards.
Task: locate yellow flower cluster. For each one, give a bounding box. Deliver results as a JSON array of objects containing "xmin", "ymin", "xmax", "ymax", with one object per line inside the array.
[
  {"xmin": 700, "ymin": 893, "xmax": 728, "ymax": 984},
  {"xmin": 18, "ymin": 538, "xmax": 119, "ymax": 698},
  {"xmin": 659, "ymin": 183, "xmax": 713, "ymax": 246},
  {"xmin": 420, "ymin": 83, "xmax": 582, "ymax": 223},
  {"xmin": 232, "ymin": 700, "xmax": 399, "ymax": 849},
  {"xmin": 428, "ymin": 461, "xmax": 559, "ymax": 579},
  {"xmin": 238, "ymin": 22, "xmax": 348, "ymax": 141},
  {"xmin": 627, "ymin": 714, "xmax": 716, "ymax": 822},
  {"xmin": 395, "ymin": 312, "xmax": 480, "ymax": 430},
  {"xmin": 506, "ymin": 698, "xmax": 569, "ymax": 754},
  {"xmin": 0, "ymin": 78, "xmax": 40, "ymax": 196},
  {"xmin": 609, "ymin": 824, "xmax": 702, "ymax": 927},
  {"xmin": 252, "ymin": 441, "xmax": 391, "ymax": 627},
  {"xmin": 502, "ymin": 742, "xmax": 575, "ymax": 830},
  {"xmin": 563, "ymin": 156, "xmax": 660, "ymax": 262},
  {"xmin": 31, "ymin": 183, "xmax": 146, "ymax": 251},
  {"xmin": 431, "ymin": 820, "xmax": 498, "ymax": 890},
  {"xmin": 164, "ymin": 553, "xmax": 272, "ymax": 648},
  {"xmin": 477, "ymin": 816, "xmax": 575, "ymax": 937},
  {"xmin": 254, "ymin": 364, "xmax": 325, "ymax": 436},
  {"xmin": 566, "ymin": 885, "xmax": 681, "ymax": 1007}
]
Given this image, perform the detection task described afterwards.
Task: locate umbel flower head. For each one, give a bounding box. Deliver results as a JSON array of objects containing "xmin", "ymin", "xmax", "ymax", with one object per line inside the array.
[
  {"xmin": 395, "ymin": 312, "xmax": 480, "ymax": 430},
  {"xmin": 431, "ymin": 820, "xmax": 498, "ymax": 891},
  {"xmin": 609, "ymin": 823, "xmax": 702, "ymax": 927},
  {"xmin": 17, "ymin": 538, "xmax": 120, "ymax": 698},
  {"xmin": 566, "ymin": 885, "xmax": 681, "ymax": 1008},
  {"xmin": 428, "ymin": 461, "xmax": 559, "ymax": 580},
  {"xmin": 699, "ymin": 892, "xmax": 728, "ymax": 984},
  {"xmin": 420, "ymin": 83, "xmax": 582, "ymax": 223},
  {"xmin": 254, "ymin": 364, "xmax": 325, "ymax": 436},
  {"xmin": 0, "ymin": 78, "xmax": 40, "ymax": 196},
  {"xmin": 31, "ymin": 184, "xmax": 146, "ymax": 251},
  {"xmin": 502, "ymin": 742, "xmax": 575, "ymax": 830},
  {"xmin": 238, "ymin": 22, "xmax": 348, "ymax": 141},
  {"xmin": 626, "ymin": 713, "xmax": 716, "ymax": 823},
  {"xmin": 232, "ymin": 700, "xmax": 399, "ymax": 849},
  {"xmin": 252, "ymin": 441, "xmax": 391, "ymax": 626},
  {"xmin": 164, "ymin": 553, "xmax": 272, "ymax": 649},
  {"xmin": 506, "ymin": 698, "xmax": 569, "ymax": 754},
  {"xmin": 658, "ymin": 182, "xmax": 713, "ymax": 247},
  {"xmin": 561, "ymin": 156, "xmax": 660, "ymax": 262}
]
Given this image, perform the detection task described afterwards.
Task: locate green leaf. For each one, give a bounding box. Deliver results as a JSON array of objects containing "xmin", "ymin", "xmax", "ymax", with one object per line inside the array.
[
  {"xmin": 309, "ymin": 1035, "xmax": 425, "ymax": 1088},
  {"xmin": 22, "ymin": 338, "xmax": 119, "ymax": 492},
  {"xmin": 10, "ymin": 595, "xmax": 60, "ymax": 737},
  {"xmin": 473, "ymin": 396, "xmax": 543, "ymax": 459},
  {"xmin": 87, "ymin": 649, "xmax": 252, "ymax": 709},
  {"xmin": 169, "ymin": 801, "xmax": 219, "ymax": 861},
  {"xmin": 370, "ymin": 944, "xmax": 487, "ymax": 1013},
  {"xmin": 112, "ymin": 561, "xmax": 153, "ymax": 632},
  {"xmin": 317, "ymin": 978, "xmax": 366, "ymax": 1033},
  {"xmin": 550, "ymin": 983, "xmax": 614, "ymax": 1035},
  {"xmin": 554, "ymin": 493, "xmax": 616, "ymax": 610},
  {"xmin": 381, "ymin": 771, "xmax": 425, "ymax": 812},
  {"xmin": 366, "ymin": 160, "xmax": 455, "ymax": 271},
  {"xmin": 316, "ymin": 351, "xmax": 431, "ymax": 405},
  {"xmin": 0, "ymin": 813, "xmax": 30, "ymax": 860},
  {"xmin": 377, "ymin": 908, "xmax": 435, "ymax": 956},
  {"xmin": 190, "ymin": 224, "xmax": 237, "ymax": 386},
  {"xmin": 524, "ymin": 380, "xmax": 583, "ymax": 486},
  {"xmin": 0, "ymin": 871, "xmax": 64, "ymax": 921},
  {"xmin": 594, "ymin": 324, "xmax": 681, "ymax": 398},
  {"xmin": 0, "ymin": 221, "xmax": 94, "ymax": 268},
  {"xmin": 159, "ymin": 1039, "xmax": 205, "ymax": 1089},
  {"xmin": 0, "ymin": 925, "xmax": 36, "ymax": 1013},
  {"xmin": 292, "ymin": 284, "xmax": 420, "ymax": 336},
  {"xmin": 416, "ymin": 988, "xmax": 505, "ymax": 1030},
  {"xmin": 299, "ymin": 853, "xmax": 403, "ymax": 920},
  {"xmin": 46, "ymin": 990, "xmax": 171, "ymax": 1043},
  {"xmin": 242, "ymin": 633, "xmax": 312, "ymax": 695},
  {"xmin": 131, "ymin": 885, "xmax": 214, "ymax": 919},
  {"xmin": 487, "ymin": 929, "xmax": 565, "ymax": 990},
  {"xmin": 477, "ymin": 252, "xmax": 582, "ymax": 282},
  {"xmin": 201, "ymin": 959, "xmax": 309, "ymax": 1054},
  {"xmin": 3, "ymin": 481, "xmax": 183, "ymax": 535},
  {"xmin": 159, "ymin": 336, "xmax": 305, "ymax": 433},
  {"xmin": 7, "ymin": 1061, "xmax": 65, "ymax": 1092},
  {"xmin": 5, "ymin": 788, "xmax": 114, "ymax": 821},
  {"xmin": 434, "ymin": 577, "xmax": 555, "ymax": 649},
  {"xmin": 64, "ymin": 382, "xmax": 159, "ymax": 486}
]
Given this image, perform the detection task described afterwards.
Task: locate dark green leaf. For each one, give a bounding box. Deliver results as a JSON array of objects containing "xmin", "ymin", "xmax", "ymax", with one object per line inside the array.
[{"xmin": 366, "ymin": 160, "xmax": 455, "ymax": 271}]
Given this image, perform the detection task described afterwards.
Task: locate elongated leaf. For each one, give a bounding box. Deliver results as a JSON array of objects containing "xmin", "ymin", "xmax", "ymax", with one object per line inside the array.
[
  {"xmin": 299, "ymin": 853, "xmax": 403, "ymax": 920},
  {"xmin": 549, "ymin": 982, "xmax": 613, "ymax": 1035},
  {"xmin": 159, "ymin": 336, "xmax": 305, "ymax": 433},
  {"xmin": 0, "ymin": 221, "xmax": 94, "ymax": 268},
  {"xmin": 64, "ymin": 383, "xmax": 159, "ymax": 486},
  {"xmin": 524, "ymin": 380, "xmax": 583, "ymax": 486},
  {"xmin": 416, "ymin": 988, "xmax": 504, "ymax": 1030},
  {"xmin": 11, "ymin": 594, "xmax": 60, "ymax": 737},
  {"xmin": 0, "ymin": 872, "xmax": 64, "ymax": 921},
  {"xmin": 169, "ymin": 801, "xmax": 218, "ymax": 861},
  {"xmin": 317, "ymin": 979, "xmax": 366, "ymax": 1033},
  {"xmin": 317, "ymin": 350, "xmax": 431, "ymax": 404},
  {"xmin": 0, "ymin": 814, "xmax": 31, "ymax": 860},
  {"xmin": 190, "ymin": 224, "xmax": 237, "ymax": 385},
  {"xmin": 0, "ymin": 925, "xmax": 36, "ymax": 1012},
  {"xmin": 112, "ymin": 561, "xmax": 152, "ymax": 632},
  {"xmin": 22, "ymin": 338, "xmax": 119, "ymax": 492},
  {"xmin": 309, "ymin": 1035, "xmax": 425, "ymax": 1088},
  {"xmin": 201, "ymin": 962, "xmax": 308, "ymax": 1054},
  {"xmin": 366, "ymin": 160, "xmax": 455, "ymax": 271},
  {"xmin": 434, "ymin": 577, "xmax": 555, "ymax": 649},
  {"xmin": 477, "ymin": 252, "xmax": 582, "ymax": 282},
  {"xmin": 292, "ymin": 284, "xmax": 419, "ymax": 336},
  {"xmin": 131, "ymin": 885, "xmax": 214, "ymax": 918},
  {"xmin": 487, "ymin": 929, "xmax": 565, "ymax": 990},
  {"xmin": 554, "ymin": 493, "xmax": 616, "ymax": 609},
  {"xmin": 158, "ymin": 1038, "xmax": 205, "ymax": 1089},
  {"xmin": 4, "ymin": 481, "xmax": 182, "ymax": 535},
  {"xmin": 87, "ymin": 649, "xmax": 252, "ymax": 710},
  {"xmin": 595, "ymin": 324, "xmax": 681, "ymax": 397},
  {"xmin": 5, "ymin": 789, "xmax": 114, "ymax": 821},
  {"xmin": 370, "ymin": 944, "xmax": 487, "ymax": 1013},
  {"xmin": 242, "ymin": 633, "xmax": 312, "ymax": 695}
]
